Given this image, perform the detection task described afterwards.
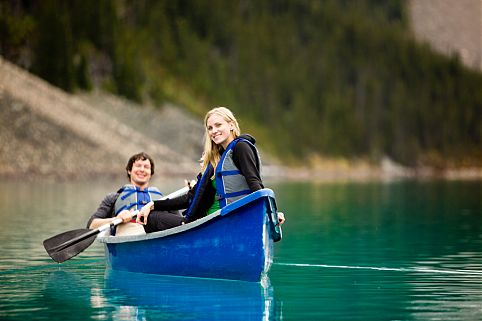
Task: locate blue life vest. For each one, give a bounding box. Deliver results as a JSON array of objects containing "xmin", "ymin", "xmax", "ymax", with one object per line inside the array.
[
  {"xmin": 183, "ymin": 165, "xmax": 214, "ymax": 221},
  {"xmin": 183, "ymin": 137, "xmax": 261, "ymax": 221},
  {"xmin": 114, "ymin": 184, "xmax": 163, "ymax": 215},
  {"xmin": 215, "ymin": 137, "xmax": 260, "ymax": 207}
]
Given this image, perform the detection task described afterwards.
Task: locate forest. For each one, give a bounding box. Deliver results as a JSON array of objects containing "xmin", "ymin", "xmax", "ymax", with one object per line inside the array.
[{"xmin": 1, "ymin": 0, "xmax": 481, "ymax": 167}]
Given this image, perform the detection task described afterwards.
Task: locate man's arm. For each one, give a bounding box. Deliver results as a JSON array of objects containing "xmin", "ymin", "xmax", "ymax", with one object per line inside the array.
[
  {"xmin": 89, "ymin": 212, "xmax": 133, "ymax": 229},
  {"xmin": 87, "ymin": 193, "xmax": 131, "ymax": 229}
]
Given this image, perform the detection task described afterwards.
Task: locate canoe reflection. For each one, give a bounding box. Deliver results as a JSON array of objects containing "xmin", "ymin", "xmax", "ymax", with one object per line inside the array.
[
  {"xmin": 42, "ymin": 270, "xmax": 104, "ymax": 320},
  {"xmin": 105, "ymin": 270, "xmax": 281, "ymax": 320}
]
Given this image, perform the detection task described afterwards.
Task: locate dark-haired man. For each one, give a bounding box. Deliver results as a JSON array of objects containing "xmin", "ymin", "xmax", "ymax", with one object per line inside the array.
[{"xmin": 87, "ymin": 152, "xmax": 184, "ymax": 235}]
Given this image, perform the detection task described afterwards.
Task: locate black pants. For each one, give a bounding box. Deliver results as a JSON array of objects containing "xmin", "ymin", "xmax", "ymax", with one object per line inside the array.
[{"xmin": 143, "ymin": 210, "xmax": 184, "ymax": 233}]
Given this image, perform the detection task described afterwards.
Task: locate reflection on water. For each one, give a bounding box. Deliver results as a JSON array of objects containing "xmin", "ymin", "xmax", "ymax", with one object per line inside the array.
[
  {"xmin": 407, "ymin": 252, "xmax": 482, "ymax": 320},
  {"xmin": 104, "ymin": 270, "xmax": 280, "ymax": 321},
  {"xmin": 38, "ymin": 267, "xmax": 281, "ymax": 321},
  {"xmin": 42, "ymin": 270, "xmax": 98, "ymax": 320}
]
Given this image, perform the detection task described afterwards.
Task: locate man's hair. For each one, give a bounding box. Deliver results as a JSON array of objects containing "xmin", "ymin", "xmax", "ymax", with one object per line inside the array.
[{"xmin": 126, "ymin": 152, "xmax": 155, "ymax": 180}]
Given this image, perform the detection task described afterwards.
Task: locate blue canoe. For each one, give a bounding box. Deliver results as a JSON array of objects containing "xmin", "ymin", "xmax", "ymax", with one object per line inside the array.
[{"xmin": 98, "ymin": 188, "xmax": 282, "ymax": 282}]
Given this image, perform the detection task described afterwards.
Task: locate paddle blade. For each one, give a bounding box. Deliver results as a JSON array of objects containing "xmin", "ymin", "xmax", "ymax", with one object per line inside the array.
[{"xmin": 43, "ymin": 229, "xmax": 97, "ymax": 263}]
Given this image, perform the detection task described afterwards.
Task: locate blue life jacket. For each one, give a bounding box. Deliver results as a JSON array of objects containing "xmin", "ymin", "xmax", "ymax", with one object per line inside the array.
[
  {"xmin": 184, "ymin": 137, "xmax": 261, "ymax": 222},
  {"xmin": 114, "ymin": 184, "xmax": 163, "ymax": 215},
  {"xmin": 215, "ymin": 137, "xmax": 260, "ymax": 207},
  {"xmin": 182, "ymin": 164, "xmax": 214, "ymax": 222}
]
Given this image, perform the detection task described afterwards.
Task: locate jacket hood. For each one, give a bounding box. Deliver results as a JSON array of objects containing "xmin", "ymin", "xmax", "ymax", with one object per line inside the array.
[{"xmin": 238, "ymin": 134, "xmax": 256, "ymax": 144}]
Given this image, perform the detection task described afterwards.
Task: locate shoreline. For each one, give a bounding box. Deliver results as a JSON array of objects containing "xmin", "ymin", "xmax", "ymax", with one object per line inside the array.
[
  {"xmin": 265, "ymin": 166, "xmax": 482, "ymax": 183},
  {"xmin": 2, "ymin": 164, "xmax": 480, "ymax": 184}
]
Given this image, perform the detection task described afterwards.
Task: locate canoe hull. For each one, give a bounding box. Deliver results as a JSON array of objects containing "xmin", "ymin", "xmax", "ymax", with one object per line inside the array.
[{"xmin": 100, "ymin": 189, "xmax": 281, "ymax": 282}]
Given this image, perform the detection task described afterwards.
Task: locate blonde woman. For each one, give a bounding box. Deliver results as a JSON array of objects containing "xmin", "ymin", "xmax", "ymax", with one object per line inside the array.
[{"xmin": 139, "ymin": 107, "xmax": 284, "ymax": 231}]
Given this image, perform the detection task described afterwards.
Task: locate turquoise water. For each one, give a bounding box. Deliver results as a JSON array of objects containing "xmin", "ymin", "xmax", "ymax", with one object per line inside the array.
[{"xmin": 0, "ymin": 179, "xmax": 481, "ymax": 320}]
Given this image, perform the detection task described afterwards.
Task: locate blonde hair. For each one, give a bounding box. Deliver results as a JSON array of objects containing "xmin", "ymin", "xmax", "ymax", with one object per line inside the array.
[{"xmin": 201, "ymin": 107, "xmax": 240, "ymax": 172}]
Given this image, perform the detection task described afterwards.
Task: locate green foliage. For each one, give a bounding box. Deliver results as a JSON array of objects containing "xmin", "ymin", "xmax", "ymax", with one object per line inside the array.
[
  {"xmin": 74, "ymin": 44, "xmax": 92, "ymax": 91},
  {"xmin": 0, "ymin": 2, "xmax": 35, "ymax": 65},
  {"xmin": 0, "ymin": 0, "xmax": 481, "ymax": 167},
  {"xmin": 111, "ymin": 27, "xmax": 144, "ymax": 102},
  {"xmin": 31, "ymin": 1, "xmax": 75, "ymax": 91}
]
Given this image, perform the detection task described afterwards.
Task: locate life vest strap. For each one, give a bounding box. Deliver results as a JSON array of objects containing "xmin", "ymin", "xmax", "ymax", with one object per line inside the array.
[
  {"xmin": 218, "ymin": 189, "xmax": 251, "ymax": 199},
  {"xmin": 115, "ymin": 204, "xmax": 129, "ymax": 215},
  {"xmin": 219, "ymin": 169, "xmax": 241, "ymax": 176},
  {"xmin": 120, "ymin": 189, "xmax": 136, "ymax": 200},
  {"xmin": 148, "ymin": 190, "xmax": 163, "ymax": 196}
]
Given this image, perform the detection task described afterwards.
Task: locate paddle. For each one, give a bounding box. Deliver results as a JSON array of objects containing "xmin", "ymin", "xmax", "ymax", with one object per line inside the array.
[{"xmin": 43, "ymin": 186, "xmax": 190, "ymax": 263}]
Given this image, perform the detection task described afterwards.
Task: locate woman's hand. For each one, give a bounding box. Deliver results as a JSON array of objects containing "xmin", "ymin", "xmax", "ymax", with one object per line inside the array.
[
  {"xmin": 277, "ymin": 212, "xmax": 286, "ymax": 226},
  {"xmin": 184, "ymin": 179, "xmax": 196, "ymax": 189},
  {"xmin": 136, "ymin": 201, "xmax": 154, "ymax": 225}
]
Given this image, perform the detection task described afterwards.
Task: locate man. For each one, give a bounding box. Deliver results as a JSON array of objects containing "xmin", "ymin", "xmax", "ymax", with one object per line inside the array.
[{"xmin": 87, "ymin": 152, "xmax": 184, "ymax": 234}]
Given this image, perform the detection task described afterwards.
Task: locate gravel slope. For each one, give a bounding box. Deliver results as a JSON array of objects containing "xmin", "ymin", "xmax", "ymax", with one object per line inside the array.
[{"xmin": 0, "ymin": 56, "xmax": 202, "ymax": 179}]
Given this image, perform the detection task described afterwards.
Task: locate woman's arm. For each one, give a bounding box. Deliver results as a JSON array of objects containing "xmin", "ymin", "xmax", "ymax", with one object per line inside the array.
[
  {"xmin": 137, "ymin": 188, "xmax": 194, "ymax": 225},
  {"xmin": 232, "ymin": 141, "xmax": 263, "ymax": 191},
  {"xmin": 152, "ymin": 190, "xmax": 192, "ymax": 211},
  {"xmin": 233, "ymin": 141, "xmax": 286, "ymax": 225}
]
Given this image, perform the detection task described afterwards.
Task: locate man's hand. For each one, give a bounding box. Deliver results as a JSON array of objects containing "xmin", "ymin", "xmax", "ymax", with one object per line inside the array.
[{"xmin": 117, "ymin": 210, "xmax": 134, "ymax": 224}]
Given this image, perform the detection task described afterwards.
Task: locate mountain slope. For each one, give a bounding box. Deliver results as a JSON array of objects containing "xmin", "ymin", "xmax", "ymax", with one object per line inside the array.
[
  {"xmin": 1, "ymin": 57, "xmax": 480, "ymax": 181},
  {"xmin": 0, "ymin": 56, "xmax": 200, "ymax": 179}
]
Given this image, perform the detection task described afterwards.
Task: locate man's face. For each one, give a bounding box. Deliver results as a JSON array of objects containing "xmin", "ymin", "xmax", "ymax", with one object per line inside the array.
[{"xmin": 128, "ymin": 158, "xmax": 152, "ymax": 188}]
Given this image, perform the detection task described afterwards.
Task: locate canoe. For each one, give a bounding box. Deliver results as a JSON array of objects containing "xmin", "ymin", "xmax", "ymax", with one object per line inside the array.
[{"xmin": 98, "ymin": 188, "xmax": 283, "ymax": 282}]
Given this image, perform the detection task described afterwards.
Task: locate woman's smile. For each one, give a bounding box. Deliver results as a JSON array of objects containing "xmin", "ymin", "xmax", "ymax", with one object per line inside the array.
[{"xmin": 206, "ymin": 114, "xmax": 234, "ymax": 149}]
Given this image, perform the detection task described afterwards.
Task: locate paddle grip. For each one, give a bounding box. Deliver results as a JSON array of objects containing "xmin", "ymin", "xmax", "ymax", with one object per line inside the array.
[{"xmin": 98, "ymin": 210, "xmax": 140, "ymax": 232}]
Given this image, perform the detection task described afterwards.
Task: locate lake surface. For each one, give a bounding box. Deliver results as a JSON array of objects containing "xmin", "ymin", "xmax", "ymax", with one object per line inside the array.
[{"xmin": 0, "ymin": 178, "xmax": 481, "ymax": 320}]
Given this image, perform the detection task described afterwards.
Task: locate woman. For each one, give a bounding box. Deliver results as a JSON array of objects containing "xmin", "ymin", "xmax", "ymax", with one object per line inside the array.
[{"xmin": 139, "ymin": 106, "xmax": 284, "ymax": 230}]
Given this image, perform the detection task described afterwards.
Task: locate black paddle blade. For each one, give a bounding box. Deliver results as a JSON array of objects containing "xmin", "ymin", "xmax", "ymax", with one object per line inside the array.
[{"xmin": 43, "ymin": 228, "xmax": 98, "ymax": 263}]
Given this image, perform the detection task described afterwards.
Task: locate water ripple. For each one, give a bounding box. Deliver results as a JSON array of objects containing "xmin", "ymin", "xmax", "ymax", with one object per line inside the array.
[{"xmin": 275, "ymin": 262, "xmax": 482, "ymax": 276}]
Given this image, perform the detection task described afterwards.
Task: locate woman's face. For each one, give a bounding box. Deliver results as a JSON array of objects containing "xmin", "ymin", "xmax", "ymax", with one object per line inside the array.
[{"xmin": 206, "ymin": 113, "xmax": 234, "ymax": 149}]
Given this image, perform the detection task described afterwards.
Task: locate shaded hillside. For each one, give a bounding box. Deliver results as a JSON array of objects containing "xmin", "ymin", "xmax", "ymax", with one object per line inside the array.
[
  {"xmin": 0, "ymin": 57, "xmax": 390, "ymax": 181},
  {"xmin": 1, "ymin": 0, "xmax": 481, "ymax": 169},
  {"xmin": 1, "ymin": 56, "xmax": 480, "ymax": 181},
  {"xmin": 0, "ymin": 57, "xmax": 200, "ymax": 179}
]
